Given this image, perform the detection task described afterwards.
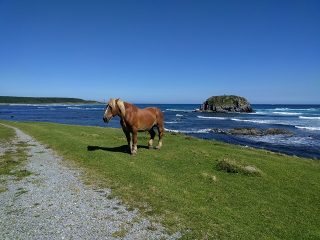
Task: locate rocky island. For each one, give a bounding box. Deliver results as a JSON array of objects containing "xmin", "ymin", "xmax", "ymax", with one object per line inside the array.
[{"xmin": 197, "ymin": 95, "xmax": 253, "ymax": 113}]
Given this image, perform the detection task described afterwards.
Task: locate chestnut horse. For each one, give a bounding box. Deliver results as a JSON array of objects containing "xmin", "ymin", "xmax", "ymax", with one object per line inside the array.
[{"xmin": 103, "ymin": 98, "xmax": 164, "ymax": 155}]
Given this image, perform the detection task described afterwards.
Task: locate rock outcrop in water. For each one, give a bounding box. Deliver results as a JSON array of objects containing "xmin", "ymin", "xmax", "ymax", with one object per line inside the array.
[
  {"xmin": 197, "ymin": 95, "xmax": 253, "ymax": 113},
  {"xmin": 211, "ymin": 128, "xmax": 293, "ymax": 136},
  {"xmin": 229, "ymin": 128, "xmax": 293, "ymax": 136}
]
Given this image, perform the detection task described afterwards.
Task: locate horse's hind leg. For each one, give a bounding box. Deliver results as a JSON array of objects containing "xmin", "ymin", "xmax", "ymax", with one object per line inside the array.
[
  {"xmin": 132, "ymin": 130, "xmax": 138, "ymax": 155},
  {"xmin": 148, "ymin": 128, "xmax": 156, "ymax": 149},
  {"xmin": 155, "ymin": 124, "xmax": 164, "ymax": 149}
]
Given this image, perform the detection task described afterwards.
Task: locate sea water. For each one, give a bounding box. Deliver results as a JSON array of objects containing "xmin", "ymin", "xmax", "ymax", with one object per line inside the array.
[{"xmin": 1, "ymin": 103, "xmax": 319, "ymax": 159}]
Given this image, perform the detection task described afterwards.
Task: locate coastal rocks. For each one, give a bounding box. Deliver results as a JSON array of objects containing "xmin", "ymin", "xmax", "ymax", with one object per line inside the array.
[
  {"xmin": 197, "ymin": 95, "xmax": 253, "ymax": 113},
  {"xmin": 228, "ymin": 128, "xmax": 293, "ymax": 136},
  {"xmin": 211, "ymin": 128, "xmax": 293, "ymax": 136}
]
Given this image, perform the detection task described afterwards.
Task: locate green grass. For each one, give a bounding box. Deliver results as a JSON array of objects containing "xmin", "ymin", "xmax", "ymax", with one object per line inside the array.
[
  {"xmin": 0, "ymin": 124, "xmax": 16, "ymax": 176},
  {"xmin": 0, "ymin": 123, "xmax": 15, "ymax": 143},
  {"xmin": 1, "ymin": 120, "xmax": 320, "ymax": 239},
  {"xmin": 0, "ymin": 124, "xmax": 31, "ymax": 179}
]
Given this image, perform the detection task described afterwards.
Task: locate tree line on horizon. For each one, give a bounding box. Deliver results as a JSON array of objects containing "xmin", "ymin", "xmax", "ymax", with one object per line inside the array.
[{"xmin": 0, "ymin": 96, "xmax": 100, "ymax": 104}]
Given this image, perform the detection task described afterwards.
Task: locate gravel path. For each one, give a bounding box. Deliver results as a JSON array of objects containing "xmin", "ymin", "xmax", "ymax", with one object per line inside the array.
[{"xmin": 0, "ymin": 124, "xmax": 181, "ymax": 240}]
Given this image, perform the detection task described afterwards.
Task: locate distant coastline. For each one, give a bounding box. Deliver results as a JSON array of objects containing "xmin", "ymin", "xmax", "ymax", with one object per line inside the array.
[{"xmin": 0, "ymin": 96, "xmax": 102, "ymax": 104}]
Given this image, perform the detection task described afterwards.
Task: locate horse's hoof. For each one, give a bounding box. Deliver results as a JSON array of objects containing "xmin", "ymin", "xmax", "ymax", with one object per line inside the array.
[{"xmin": 155, "ymin": 146, "xmax": 161, "ymax": 150}]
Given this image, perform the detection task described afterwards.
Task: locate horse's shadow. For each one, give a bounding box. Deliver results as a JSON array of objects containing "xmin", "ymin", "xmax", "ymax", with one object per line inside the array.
[{"xmin": 87, "ymin": 145, "xmax": 149, "ymax": 154}]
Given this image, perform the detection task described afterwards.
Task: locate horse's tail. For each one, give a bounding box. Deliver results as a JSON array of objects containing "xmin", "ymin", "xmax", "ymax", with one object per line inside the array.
[{"xmin": 154, "ymin": 108, "xmax": 164, "ymax": 148}]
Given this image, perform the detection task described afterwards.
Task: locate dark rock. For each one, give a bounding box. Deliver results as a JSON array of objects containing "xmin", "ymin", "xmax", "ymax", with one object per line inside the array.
[
  {"xmin": 224, "ymin": 128, "xmax": 293, "ymax": 136},
  {"xmin": 264, "ymin": 128, "xmax": 293, "ymax": 135},
  {"xmin": 197, "ymin": 95, "xmax": 253, "ymax": 113},
  {"xmin": 229, "ymin": 128, "xmax": 262, "ymax": 136},
  {"xmin": 213, "ymin": 127, "xmax": 293, "ymax": 136}
]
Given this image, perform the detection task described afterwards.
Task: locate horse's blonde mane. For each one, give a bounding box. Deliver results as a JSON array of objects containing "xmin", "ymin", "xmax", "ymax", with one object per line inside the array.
[
  {"xmin": 116, "ymin": 99, "xmax": 126, "ymax": 117},
  {"xmin": 108, "ymin": 98, "xmax": 116, "ymax": 109},
  {"xmin": 108, "ymin": 98, "xmax": 125, "ymax": 117}
]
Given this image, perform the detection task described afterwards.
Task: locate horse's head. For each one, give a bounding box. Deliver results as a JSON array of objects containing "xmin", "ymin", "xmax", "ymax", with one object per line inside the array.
[{"xmin": 103, "ymin": 98, "xmax": 126, "ymax": 123}]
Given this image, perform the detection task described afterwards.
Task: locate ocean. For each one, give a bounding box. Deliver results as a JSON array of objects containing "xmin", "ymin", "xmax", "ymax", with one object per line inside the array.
[{"xmin": 1, "ymin": 103, "xmax": 319, "ymax": 159}]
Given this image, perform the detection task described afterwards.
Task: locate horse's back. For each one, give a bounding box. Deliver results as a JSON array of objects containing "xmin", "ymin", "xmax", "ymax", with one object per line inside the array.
[
  {"xmin": 144, "ymin": 107, "xmax": 163, "ymax": 120},
  {"xmin": 138, "ymin": 107, "xmax": 163, "ymax": 126}
]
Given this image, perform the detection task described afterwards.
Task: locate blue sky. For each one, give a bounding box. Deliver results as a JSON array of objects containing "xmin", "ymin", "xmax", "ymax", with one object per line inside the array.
[{"xmin": 0, "ymin": 0, "xmax": 319, "ymax": 104}]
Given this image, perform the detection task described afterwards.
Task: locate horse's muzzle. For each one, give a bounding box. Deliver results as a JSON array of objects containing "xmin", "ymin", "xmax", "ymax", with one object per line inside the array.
[{"xmin": 103, "ymin": 117, "xmax": 109, "ymax": 123}]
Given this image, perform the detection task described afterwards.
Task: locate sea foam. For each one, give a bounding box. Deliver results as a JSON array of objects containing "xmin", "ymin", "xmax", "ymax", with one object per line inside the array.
[
  {"xmin": 197, "ymin": 116, "xmax": 227, "ymax": 120},
  {"xmin": 166, "ymin": 108, "xmax": 193, "ymax": 112},
  {"xmin": 165, "ymin": 128, "xmax": 211, "ymax": 134},
  {"xmin": 299, "ymin": 116, "xmax": 320, "ymax": 120},
  {"xmin": 272, "ymin": 111, "xmax": 301, "ymax": 116},
  {"xmin": 230, "ymin": 118, "xmax": 272, "ymax": 124},
  {"xmin": 295, "ymin": 126, "xmax": 320, "ymax": 131}
]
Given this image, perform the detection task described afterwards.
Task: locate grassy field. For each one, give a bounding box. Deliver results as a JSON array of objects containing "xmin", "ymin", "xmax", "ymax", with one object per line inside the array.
[{"xmin": 1, "ymin": 121, "xmax": 319, "ymax": 239}]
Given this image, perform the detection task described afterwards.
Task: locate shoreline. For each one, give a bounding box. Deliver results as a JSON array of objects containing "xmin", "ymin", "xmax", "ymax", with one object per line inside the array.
[
  {"xmin": 1, "ymin": 103, "xmax": 319, "ymax": 160},
  {"xmin": 1, "ymin": 119, "xmax": 318, "ymax": 161}
]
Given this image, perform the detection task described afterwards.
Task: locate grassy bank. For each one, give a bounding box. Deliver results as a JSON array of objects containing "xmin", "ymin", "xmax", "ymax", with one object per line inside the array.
[{"xmin": 1, "ymin": 121, "xmax": 319, "ymax": 239}]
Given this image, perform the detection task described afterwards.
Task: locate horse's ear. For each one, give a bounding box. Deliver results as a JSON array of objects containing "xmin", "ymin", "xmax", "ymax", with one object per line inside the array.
[{"xmin": 116, "ymin": 99, "xmax": 126, "ymax": 117}]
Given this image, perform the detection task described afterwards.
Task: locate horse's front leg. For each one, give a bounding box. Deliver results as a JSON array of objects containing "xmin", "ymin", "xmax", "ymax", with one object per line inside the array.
[
  {"xmin": 132, "ymin": 129, "xmax": 138, "ymax": 155},
  {"xmin": 124, "ymin": 130, "xmax": 132, "ymax": 153},
  {"xmin": 121, "ymin": 120, "xmax": 132, "ymax": 154}
]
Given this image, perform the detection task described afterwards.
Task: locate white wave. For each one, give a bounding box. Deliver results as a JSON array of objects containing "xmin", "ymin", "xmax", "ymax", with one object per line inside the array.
[
  {"xmin": 244, "ymin": 135, "xmax": 317, "ymax": 146},
  {"xmin": 231, "ymin": 118, "xmax": 272, "ymax": 124},
  {"xmin": 165, "ymin": 128, "xmax": 211, "ymax": 134},
  {"xmin": 294, "ymin": 108, "xmax": 317, "ymax": 111},
  {"xmin": 166, "ymin": 108, "xmax": 193, "ymax": 112},
  {"xmin": 299, "ymin": 116, "xmax": 320, "ymax": 120},
  {"xmin": 274, "ymin": 107, "xmax": 318, "ymax": 111},
  {"xmin": 272, "ymin": 111, "xmax": 301, "ymax": 116},
  {"xmin": 197, "ymin": 116, "xmax": 227, "ymax": 120},
  {"xmin": 292, "ymin": 108, "xmax": 318, "ymax": 111},
  {"xmin": 84, "ymin": 107, "xmax": 104, "ymax": 110},
  {"xmin": 165, "ymin": 121, "xmax": 179, "ymax": 124},
  {"xmin": 66, "ymin": 106, "xmax": 104, "ymax": 110},
  {"xmin": 176, "ymin": 114, "xmax": 183, "ymax": 117},
  {"xmin": 274, "ymin": 108, "xmax": 290, "ymax": 110},
  {"xmin": 295, "ymin": 126, "xmax": 320, "ymax": 131},
  {"xmin": 250, "ymin": 111, "xmax": 268, "ymax": 115},
  {"xmin": 250, "ymin": 111, "xmax": 302, "ymax": 116},
  {"xmin": 8, "ymin": 103, "xmax": 45, "ymax": 106},
  {"xmin": 231, "ymin": 118, "xmax": 301, "ymax": 126}
]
